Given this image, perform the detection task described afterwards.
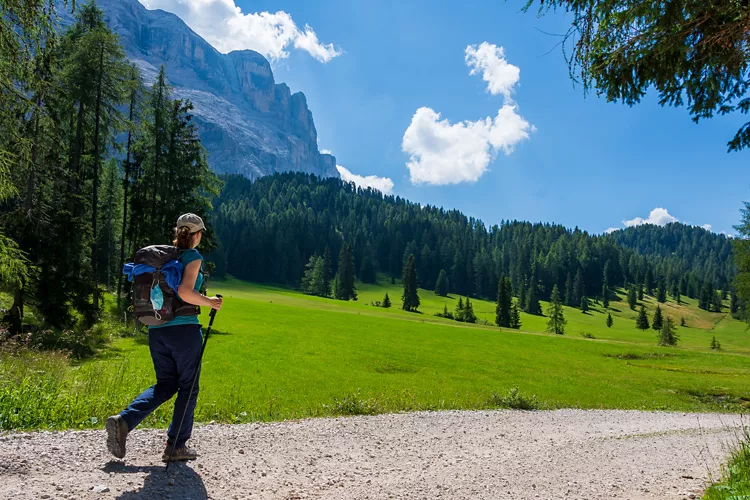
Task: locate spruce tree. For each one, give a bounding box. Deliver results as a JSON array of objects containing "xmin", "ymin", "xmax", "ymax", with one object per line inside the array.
[
  {"xmin": 675, "ymin": 289, "xmax": 681, "ymax": 305},
  {"xmin": 455, "ymin": 297, "xmax": 465, "ymax": 322},
  {"xmin": 525, "ymin": 280, "xmax": 541, "ymax": 315},
  {"xmin": 573, "ymin": 268, "xmax": 585, "ymax": 306},
  {"xmin": 627, "ymin": 285, "xmax": 637, "ymax": 310},
  {"xmin": 546, "ymin": 284, "xmax": 566, "ymax": 335},
  {"xmin": 464, "ymin": 297, "xmax": 477, "ymax": 323},
  {"xmin": 645, "ymin": 268, "xmax": 654, "ymax": 296},
  {"xmin": 301, "ymin": 255, "xmax": 319, "ymax": 294},
  {"xmin": 731, "ymin": 289, "xmax": 739, "ymax": 315},
  {"xmin": 322, "ymin": 247, "xmax": 333, "ymax": 297},
  {"xmin": 606, "ymin": 312, "xmax": 613, "ymax": 328},
  {"xmin": 401, "ymin": 253, "xmax": 420, "ymax": 312},
  {"xmin": 580, "ymin": 295, "xmax": 589, "ymax": 313},
  {"xmin": 711, "ymin": 290, "xmax": 723, "ymax": 312},
  {"xmin": 638, "ymin": 283, "xmax": 644, "ymax": 301},
  {"xmin": 334, "ymin": 242, "xmax": 357, "ymax": 301},
  {"xmin": 680, "ymin": 316, "xmax": 686, "ymax": 327},
  {"xmin": 602, "ymin": 260, "xmax": 610, "ymax": 308},
  {"xmin": 657, "ymin": 279, "xmax": 667, "ymax": 303},
  {"xmin": 564, "ymin": 272, "xmax": 574, "ymax": 306},
  {"xmin": 710, "ymin": 336, "xmax": 721, "ymax": 350},
  {"xmin": 360, "ymin": 254, "xmax": 376, "ymax": 284},
  {"xmin": 658, "ymin": 317, "xmax": 678, "ymax": 346},
  {"xmin": 636, "ymin": 306, "xmax": 650, "ymax": 330},
  {"xmin": 651, "ymin": 305, "xmax": 663, "ymax": 331},
  {"xmin": 699, "ymin": 281, "xmax": 713, "ymax": 310},
  {"xmin": 509, "ymin": 301, "xmax": 522, "ymax": 329},
  {"xmin": 495, "ymin": 276, "xmax": 511, "ymax": 327},
  {"xmin": 309, "ymin": 257, "xmax": 327, "ymax": 296},
  {"xmin": 434, "ymin": 269, "xmax": 449, "ymax": 297},
  {"xmin": 382, "ymin": 293, "xmax": 391, "ymax": 308}
]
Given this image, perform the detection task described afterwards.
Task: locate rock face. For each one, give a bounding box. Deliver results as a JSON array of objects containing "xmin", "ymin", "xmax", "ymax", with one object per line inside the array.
[{"xmin": 60, "ymin": 0, "xmax": 338, "ymax": 179}]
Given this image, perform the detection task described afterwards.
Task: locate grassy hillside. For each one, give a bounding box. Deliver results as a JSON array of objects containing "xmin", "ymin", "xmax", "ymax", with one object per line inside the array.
[{"xmin": 1, "ymin": 277, "xmax": 749, "ymax": 431}]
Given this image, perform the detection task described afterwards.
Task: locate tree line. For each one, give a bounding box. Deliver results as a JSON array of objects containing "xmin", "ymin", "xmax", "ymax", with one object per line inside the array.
[
  {"xmin": 0, "ymin": 1, "xmax": 218, "ymax": 332},
  {"xmin": 212, "ymin": 173, "xmax": 736, "ymax": 314}
]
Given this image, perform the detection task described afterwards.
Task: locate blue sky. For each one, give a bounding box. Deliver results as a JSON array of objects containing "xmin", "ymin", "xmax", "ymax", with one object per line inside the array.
[{"xmin": 141, "ymin": 0, "xmax": 750, "ymax": 235}]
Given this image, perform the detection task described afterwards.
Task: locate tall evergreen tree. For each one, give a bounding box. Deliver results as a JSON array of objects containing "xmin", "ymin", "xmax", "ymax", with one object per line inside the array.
[
  {"xmin": 359, "ymin": 253, "xmax": 376, "ymax": 284},
  {"xmin": 524, "ymin": 277, "xmax": 542, "ymax": 315},
  {"xmin": 334, "ymin": 242, "xmax": 357, "ymax": 301},
  {"xmin": 651, "ymin": 305, "xmax": 664, "ymax": 331},
  {"xmin": 699, "ymin": 281, "xmax": 714, "ymax": 310},
  {"xmin": 711, "ymin": 290, "xmax": 723, "ymax": 312},
  {"xmin": 645, "ymin": 268, "xmax": 654, "ymax": 296},
  {"xmin": 495, "ymin": 276, "xmax": 512, "ymax": 327},
  {"xmin": 573, "ymin": 268, "xmax": 585, "ymax": 306},
  {"xmin": 464, "ymin": 297, "xmax": 477, "ymax": 323},
  {"xmin": 731, "ymin": 289, "xmax": 739, "ymax": 315},
  {"xmin": 627, "ymin": 285, "xmax": 637, "ymax": 310},
  {"xmin": 580, "ymin": 295, "xmax": 589, "ymax": 313},
  {"xmin": 455, "ymin": 297, "xmax": 465, "ymax": 322},
  {"xmin": 546, "ymin": 284, "xmax": 566, "ymax": 335},
  {"xmin": 606, "ymin": 312, "xmax": 613, "ymax": 328},
  {"xmin": 658, "ymin": 317, "xmax": 678, "ymax": 347},
  {"xmin": 509, "ymin": 301, "xmax": 522, "ymax": 329},
  {"xmin": 322, "ymin": 247, "xmax": 333, "ymax": 298},
  {"xmin": 602, "ymin": 260, "xmax": 610, "ymax": 308},
  {"xmin": 564, "ymin": 272, "xmax": 574, "ymax": 306},
  {"xmin": 434, "ymin": 269, "xmax": 449, "ymax": 297},
  {"xmin": 657, "ymin": 279, "xmax": 667, "ymax": 303},
  {"xmin": 401, "ymin": 253, "xmax": 419, "ymax": 312},
  {"xmin": 638, "ymin": 282, "xmax": 644, "ymax": 301},
  {"xmin": 382, "ymin": 293, "xmax": 391, "ymax": 308},
  {"xmin": 636, "ymin": 306, "xmax": 650, "ymax": 330}
]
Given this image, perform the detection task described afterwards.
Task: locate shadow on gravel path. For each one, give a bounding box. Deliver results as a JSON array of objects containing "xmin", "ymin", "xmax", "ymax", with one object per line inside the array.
[{"xmin": 103, "ymin": 461, "xmax": 207, "ymax": 499}]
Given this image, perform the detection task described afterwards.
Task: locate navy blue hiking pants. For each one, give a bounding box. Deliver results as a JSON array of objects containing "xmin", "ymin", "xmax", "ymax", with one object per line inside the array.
[{"xmin": 120, "ymin": 324, "xmax": 202, "ymax": 448}]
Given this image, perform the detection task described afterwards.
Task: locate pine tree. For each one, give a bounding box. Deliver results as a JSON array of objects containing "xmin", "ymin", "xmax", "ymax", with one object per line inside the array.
[
  {"xmin": 675, "ymin": 289, "xmax": 681, "ymax": 305},
  {"xmin": 564, "ymin": 272, "xmax": 574, "ymax": 306},
  {"xmin": 546, "ymin": 284, "xmax": 566, "ymax": 335},
  {"xmin": 322, "ymin": 247, "xmax": 333, "ymax": 297},
  {"xmin": 645, "ymin": 268, "xmax": 654, "ymax": 296},
  {"xmin": 658, "ymin": 317, "xmax": 678, "ymax": 346},
  {"xmin": 627, "ymin": 285, "xmax": 637, "ymax": 310},
  {"xmin": 509, "ymin": 301, "xmax": 522, "ymax": 329},
  {"xmin": 382, "ymin": 293, "xmax": 391, "ymax": 308},
  {"xmin": 525, "ymin": 279, "xmax": 541, "ymax": 315},
  {"xmin": 464, "ymin": 297, "xmax": 477, "ymax": 323},
  {"xmin": 606, "ymin": 313, "xmax": 613, "ymax": 328},
  {"xmin": 711, "ymin": 290, "xmax": 723, "ymax": 312},
  {"xmin": 359, "ymin": 253, "xmax": 376, "ymax": 284},
  {"xmin": 602, "ymin": 260, "xmax": 610, "ymax": 308},
  {"xmin": 573, "ymin": 268, "xmax": 585, "ymax": 306},
  {"xmin": 731, "ymin": 289, "xmax": 740, "ymax": 316},
  {"xmin": 455, "ymin": 297, "xmax": 465, "ymax": 322},
  {"xmin": 495, "ymin": 276, "xmax": 511, "ymax": 327},
  {"xmin": 401, "ymin": 253, "xmax": 420, "ymax": 312},
  {"xmin": 434, "ymin": 269, "xmax": 449, "ymax": 297},
  {"xmin": 580, "ymin": 295, "xmax": 589, "ymax": 313},
  {"xmin": 638, "ymin": 283, "xmax": 644, "ymax": 301},
  {"xmin": 699, "ymin": 281, "xmax": 714, "ymax": 310},
  {"xmin": 651, "ymin": 305, "xmax": 663, "ymax": 331},
  {"xmin": 301, "ymin": 255, "xmax": 320, "ymax": 294},
  {"xmin": 710, "ymin": 336, "xmax": 721, "ymax": 350},
  {"xmin": 636, "ymin": 306, "xmax": 650, "ymax": 330},
  {"xmin": 680, "ymin": 316, "xmax": 686, "ymax": 327},
  {"xmin": 334, "ymin": 242, "xmax": 357, "ymax": 301},
  {"xmin": 657, "ymin": 279, "xmax": 667, "ymax": 303}
]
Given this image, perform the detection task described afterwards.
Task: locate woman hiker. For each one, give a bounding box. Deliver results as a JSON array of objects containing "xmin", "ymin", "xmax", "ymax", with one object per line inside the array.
[{"xmin": 106, "ymin": 213, "xmax": 223, "ymax": 462}]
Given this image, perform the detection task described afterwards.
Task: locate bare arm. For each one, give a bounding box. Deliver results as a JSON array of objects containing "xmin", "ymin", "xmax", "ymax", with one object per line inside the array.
[{"xmin": 177, "ymin": 260, "xmax": 223, "ymax": 310}]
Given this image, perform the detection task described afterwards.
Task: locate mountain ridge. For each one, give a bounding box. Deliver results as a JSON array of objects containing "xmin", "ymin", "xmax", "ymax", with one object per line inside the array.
[{"xmin": 58, "ymin": 0, "xmax": 339, "ymax": 179}]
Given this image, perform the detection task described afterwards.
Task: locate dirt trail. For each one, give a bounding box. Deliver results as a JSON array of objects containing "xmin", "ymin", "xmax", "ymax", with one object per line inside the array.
[{"xmin": 0, "ymin": 410, "xmax": 745, "ymax": 499}]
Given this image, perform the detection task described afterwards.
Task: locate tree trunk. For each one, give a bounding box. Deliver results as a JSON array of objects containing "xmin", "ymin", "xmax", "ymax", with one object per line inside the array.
[
  {"xmin": 117, "ymin": 80, "xmax": 136, "ymax": 309},
  {"xmin": 91, "ymin": 43, "xmax": 104, "ymax": 318}
]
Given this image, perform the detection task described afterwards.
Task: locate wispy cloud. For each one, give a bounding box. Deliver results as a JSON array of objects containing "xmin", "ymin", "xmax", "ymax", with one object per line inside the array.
[{"xmin": 336, "ymin": 165, "xmax": 394, "ymax": 195}]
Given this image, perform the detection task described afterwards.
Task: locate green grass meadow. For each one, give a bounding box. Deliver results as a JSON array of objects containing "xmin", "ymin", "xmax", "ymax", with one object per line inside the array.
[{"xmin": 2, "ymin": 277, "xmax": 750, "ymax": 431}]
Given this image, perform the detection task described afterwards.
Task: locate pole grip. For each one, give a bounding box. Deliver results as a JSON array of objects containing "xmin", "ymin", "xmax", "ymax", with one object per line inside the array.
[{"xmin": 209, "ymin": 294, "xmax": 222, "ymax": 321}]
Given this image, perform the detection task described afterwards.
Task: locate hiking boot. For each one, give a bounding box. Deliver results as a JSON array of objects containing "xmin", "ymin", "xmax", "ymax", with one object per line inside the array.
[
  {"xmin": 162, "ymin": 445, "xmax": 198, "ymax": 462},
  {"xmin": 105, "ymin": 415, "xmax": 129, "ymax": 459}
]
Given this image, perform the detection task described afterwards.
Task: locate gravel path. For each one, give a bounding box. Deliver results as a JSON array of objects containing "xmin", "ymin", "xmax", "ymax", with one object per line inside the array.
[{"xmin": 0, "ymin": 410, "xmax": 745, "ymax": 499}]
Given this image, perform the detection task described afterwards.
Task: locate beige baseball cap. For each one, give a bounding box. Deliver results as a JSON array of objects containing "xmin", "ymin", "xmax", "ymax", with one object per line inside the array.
[{"xmin": 176, "ymin": 213, "xmax": 206, "ymax": 234}]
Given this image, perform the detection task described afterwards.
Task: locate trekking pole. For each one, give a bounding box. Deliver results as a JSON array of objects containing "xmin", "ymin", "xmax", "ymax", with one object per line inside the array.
[{"xmin": 165, "ymin": 294, "xmax": 222, "ymax": 471}]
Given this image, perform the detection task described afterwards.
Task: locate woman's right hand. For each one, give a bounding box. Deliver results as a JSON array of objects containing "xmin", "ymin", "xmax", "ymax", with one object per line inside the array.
[{"xmin": 207, "ymin": 296, "xmax": 223, "ymax": 310}]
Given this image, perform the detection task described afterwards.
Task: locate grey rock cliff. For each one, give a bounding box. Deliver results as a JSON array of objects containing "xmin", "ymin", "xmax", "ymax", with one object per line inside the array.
[{"xmin": 60, "ymin": 0, "xmax": 338, "ymax": 179}]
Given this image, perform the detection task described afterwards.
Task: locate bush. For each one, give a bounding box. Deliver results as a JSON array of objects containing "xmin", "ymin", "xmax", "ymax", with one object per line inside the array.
[
  {"xmin": 580, "ymin": 332, "xmax": 596, "ymax": 339},
  {"xmin": 327, "ymin": 390, "xmax": 383, "ymax": 416},
  {"xmin": 487, "ymin": 387, "xmax": 541, "ymax": 410}
]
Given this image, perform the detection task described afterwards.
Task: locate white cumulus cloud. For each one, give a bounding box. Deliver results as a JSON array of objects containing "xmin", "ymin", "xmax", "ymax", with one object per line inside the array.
[
  {"xmin": 138, "ymin": 0, "xmax": 341, "ymax": 62},
  {"xmin": 336, "ymin": 165, "xmax": 394, "ymax": 195},
  {"xmin": 402, "ymin": 106, "xmax": 532, "ymax": 185},
  {"xmin": 320, "ymin": 149, "xmax": 332, "ymax": 155},
  {"xmin": 701, "ymin": 224, "xmax": 713, "ymax": 231},
  {"xmin": 604, "ymin": 227, "xmax": 619, "ymax": 234},
  {"xmin": 623, "ymin": 208, "xmax": 679, "ymax": 228},
  {"xmin": 465, "ymin": 42, "xmax": 520, "ymax": 99}
]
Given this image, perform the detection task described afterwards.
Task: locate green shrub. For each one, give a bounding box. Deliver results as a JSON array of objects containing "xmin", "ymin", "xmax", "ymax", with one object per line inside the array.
[
  {"xmin": 327, "ymin": 390, "xmax": 383, "ymax": 416},
  {"xmin": 580, "ymin": 332, "xmax": 596, "ymax": 339},
  {"xmin": 487, "ymin": 387, "xmax": 541, "ymax": 410},
  {"xmin": 703, "ymin": 427, "xmax": 750, "ymax": 499}
]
